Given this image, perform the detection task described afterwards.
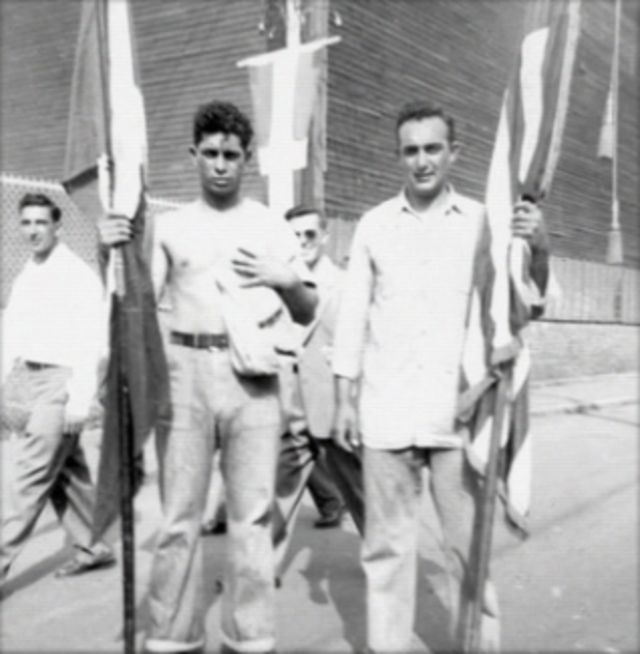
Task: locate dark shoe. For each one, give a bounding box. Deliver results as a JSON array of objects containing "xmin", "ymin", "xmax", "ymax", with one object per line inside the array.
[
  {"xmin": 314, "ymin": 505, "xmax": 345, "ymax": 529},
  {"xmin": 201, "ymin": 519, "xmax": 227, "ymax": 536},
  {"xmin": 54, "ymin": 548, "xmax": 115, "ymax": 578}
]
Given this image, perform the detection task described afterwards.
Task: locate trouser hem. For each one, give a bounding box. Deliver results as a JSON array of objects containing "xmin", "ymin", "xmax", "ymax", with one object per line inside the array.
[
  {"xmin": 144, "ymin": 637, "xmax": 205, "ymax": 652},
  {"xmin": 221, "ymin": 631, "xmax": 275, "ymax": 653}
]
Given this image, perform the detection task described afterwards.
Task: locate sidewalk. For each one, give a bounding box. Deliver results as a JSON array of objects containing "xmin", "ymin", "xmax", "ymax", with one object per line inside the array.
[{"xmin": 0, "ymin": 371, "xmax": 637, "ymax": 653}]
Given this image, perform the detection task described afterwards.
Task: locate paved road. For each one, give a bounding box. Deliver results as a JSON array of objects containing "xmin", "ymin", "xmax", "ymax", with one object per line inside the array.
[{"xmin": 1, "ymin": 402, "xmax": 637, "ymax": 653}]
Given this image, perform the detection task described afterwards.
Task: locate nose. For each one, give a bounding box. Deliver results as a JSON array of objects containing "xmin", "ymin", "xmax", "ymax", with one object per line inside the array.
[
  {"xmin": 415, "ymin": 149, "xmax": 429, "ymax": 169},
  {"xmin": 213, "ymin": 153, "xmax": 227, "ymax": 173}
]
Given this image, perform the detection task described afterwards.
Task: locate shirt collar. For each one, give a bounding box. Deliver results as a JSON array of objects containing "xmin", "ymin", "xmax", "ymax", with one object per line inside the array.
[{"xmin": 396, "ymin": 185, "xmax": 464, "ymax": 219}]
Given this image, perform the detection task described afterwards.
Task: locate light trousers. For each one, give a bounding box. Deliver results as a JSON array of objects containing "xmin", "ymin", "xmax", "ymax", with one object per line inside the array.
[
  {"xmin": 362, "ymin": 444, "xmax": 498, "ymax": 653},
  {"xmin": 1, "ymin": 363, "xmax": 107, "ymax": 580},
  {"xmin": 146, "ymin": 345, "xmax": 282, "ymax": 653}
]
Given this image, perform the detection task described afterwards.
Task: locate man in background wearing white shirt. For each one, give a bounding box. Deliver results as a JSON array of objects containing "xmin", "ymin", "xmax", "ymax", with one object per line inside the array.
[{"xmin": 1, "ymin": 193, "xmax": 114, "ymax": 582}]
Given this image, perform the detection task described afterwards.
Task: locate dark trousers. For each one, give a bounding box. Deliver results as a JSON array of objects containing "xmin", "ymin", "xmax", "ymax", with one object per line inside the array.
[{"xmin": 272, "ymin": 429, "xmax": 364, "ymax": 575}]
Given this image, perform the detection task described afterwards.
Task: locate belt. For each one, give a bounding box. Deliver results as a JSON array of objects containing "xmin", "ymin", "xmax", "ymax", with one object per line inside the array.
[
  {"xmin": 170, "ymin": 331, "xmax": 229, "ymax": 350},
  {"xmin": 24, "ymin": 360, "xmax": 59, "ymax": 370}
]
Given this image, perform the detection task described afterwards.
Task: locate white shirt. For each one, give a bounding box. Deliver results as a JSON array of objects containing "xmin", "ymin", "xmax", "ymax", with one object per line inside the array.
[
  {"xmin": 2, "ymin": 242, "xmax": 105, "ymax": 417},
  {"xmin": 332, "ymin": 188, "xmax": 487, "ymax": 449}
]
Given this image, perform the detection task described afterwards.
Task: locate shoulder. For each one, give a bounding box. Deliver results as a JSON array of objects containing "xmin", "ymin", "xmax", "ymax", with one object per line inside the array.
[
  {"xmin": 452, "ymin": 192, "xmax": 486, "ymax": 220},
  {"xmin": 152, "ymin": 202, "xmax": 196, "ymax": 237},
  {"xmin": 361, "ymin": 195, "xmax": 403, "ymax": 228}
]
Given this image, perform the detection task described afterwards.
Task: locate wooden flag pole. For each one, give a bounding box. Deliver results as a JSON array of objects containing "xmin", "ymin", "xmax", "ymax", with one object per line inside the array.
[
  {"xmin": 112, "ymin": 246, "xmax": 137, "ymax": 654},
  {"xmin": 462, "ymin": 365, "xmax": 511, "ymax": 653}
]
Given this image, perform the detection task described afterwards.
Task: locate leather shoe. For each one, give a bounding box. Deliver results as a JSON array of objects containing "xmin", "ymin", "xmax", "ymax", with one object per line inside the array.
[
  {"xmin": 314, "ymin": 506, "xmax": 345, "ymax": 529},
  {"xmin": 54, "ymin": 549, "xmax": 116, "ymax": 578},
  {"xmin": 201, "ymin": 519, "xmax": 227, "ymax": 536}
]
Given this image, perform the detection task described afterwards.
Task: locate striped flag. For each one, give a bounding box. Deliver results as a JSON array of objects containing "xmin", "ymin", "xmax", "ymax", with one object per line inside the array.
[
  {"xmin": 238, "ymin": 36, "xmax": 339, "ymax": 216},
  {"xmin": 459, "ymin": 0, "xmax": 581, "ymax": 535},
  {"xmin": 63, "ymin": 0, "xmax": 169, "ymax": 539}
]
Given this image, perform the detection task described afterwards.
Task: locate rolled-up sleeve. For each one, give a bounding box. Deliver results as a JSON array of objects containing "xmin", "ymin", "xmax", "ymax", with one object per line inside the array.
[{"xmin": 332, "ymin": 218, "xmax": 373, "ymax": 380}]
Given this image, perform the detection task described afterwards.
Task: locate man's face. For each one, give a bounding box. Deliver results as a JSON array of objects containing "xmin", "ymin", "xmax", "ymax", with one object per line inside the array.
[
  {"xmin": 19, "ymin": 205, "xmax": 60, "ymax": 260},
  {"xmin": 289, "ymin": 212, "xmax": 326, "ymax": 268},
  {"xmin": 397, "ymin": 116, "xmax": 458, "ymax": 204},
  {"xmin": 190, "ymin": 132, "xmax": 249, "ymax": 201}
]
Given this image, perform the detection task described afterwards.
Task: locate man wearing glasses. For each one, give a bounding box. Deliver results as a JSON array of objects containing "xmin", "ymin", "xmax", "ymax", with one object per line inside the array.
[{"xmin": 272, "ymin": 206, "xmax": 365, "ymax": 575}]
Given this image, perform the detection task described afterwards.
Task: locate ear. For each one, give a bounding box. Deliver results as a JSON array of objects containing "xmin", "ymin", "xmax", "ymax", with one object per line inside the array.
[
  {"xmin": 449, "ymin": 140, "xmax": 461, "ymax": 163},
  {"xmin": 244, "ymin": 146, "xmax": 253, "ymax": 163},
  {"xmin": 188, "ymin": 144, "xmax": 197, "ymax": 162}
]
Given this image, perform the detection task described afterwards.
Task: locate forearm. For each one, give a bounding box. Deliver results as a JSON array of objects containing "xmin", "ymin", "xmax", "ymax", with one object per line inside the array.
[
  {"xmin": 278, "ymin": 280, "xmax": 318, "ymax": 326},
  {"xmin": 334, "ymin": 374, "xmax": 356, "ymax": 408}
]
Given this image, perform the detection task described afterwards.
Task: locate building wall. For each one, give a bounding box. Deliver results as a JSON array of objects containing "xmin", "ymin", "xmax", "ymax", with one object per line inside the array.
[
  {"xmin": 0, "ymin": 0, "xmax": 266, "ymax": 202},
  {"xmin": 324, "ymin": 0, "xmax": 639, "ymax": 268},
  {"xmin": 1, "ymin": 0, "xmax": 638, "ymax": 330}
]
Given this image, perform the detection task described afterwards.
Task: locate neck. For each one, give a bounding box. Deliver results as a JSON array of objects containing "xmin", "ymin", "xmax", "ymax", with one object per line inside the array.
[
  {"xmin": 308, "ymin": 255, "xmax": 323, "ymax": 272},
  {"xmin": 33, "ymin": 241, "xmax": 58, "ymax": 264},
  {"xmin": 200, "ymin": 188, "xmax": 241, "ymax": 212},
  {"xmin": 405, "ymin": 185, "xmax": 448, "ymax": 214}
]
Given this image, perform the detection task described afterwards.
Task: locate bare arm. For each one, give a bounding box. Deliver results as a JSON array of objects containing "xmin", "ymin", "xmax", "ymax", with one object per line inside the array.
[{"xmin": 231, "ymin": 247, "xmax": 318, "ymax": 325}]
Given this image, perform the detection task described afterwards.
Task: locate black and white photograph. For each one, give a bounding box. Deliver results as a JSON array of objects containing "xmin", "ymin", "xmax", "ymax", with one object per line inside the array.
[{"xmin": 0, "ymin": 1, "xmax": 637, "ymax": 653}]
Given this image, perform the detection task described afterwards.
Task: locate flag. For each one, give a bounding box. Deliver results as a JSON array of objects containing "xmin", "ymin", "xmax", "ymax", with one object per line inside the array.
[
  {"xmin": 63, "ymin": 0, "xmax": 169, "ymax": 539},
  {"xmin": 597, "ymin": 88, "xmax": 614, "ymax": 159},
  {"xmin": 459, "ymin": 0, "xmax": 581, "ymax": 535},
  {"xmin": 238, "ymin": 36, "xmax": 339, "ymax": 215}
]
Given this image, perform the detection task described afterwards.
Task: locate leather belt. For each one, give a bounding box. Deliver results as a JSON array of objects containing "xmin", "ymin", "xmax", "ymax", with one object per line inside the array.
[
  {"xmin": 24, "ymin": 360, "xmax": 59, "ymax": 370},
  {"xmin": 170, "ymin": 331, "xmax": 229, "ymax": 350}
]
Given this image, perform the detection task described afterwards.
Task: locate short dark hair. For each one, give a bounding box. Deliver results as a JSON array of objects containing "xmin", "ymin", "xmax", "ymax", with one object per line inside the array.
[
  {"xmin": 284, "ymin": 204, "xmax": 328, "ymax": 230},
  {"xmin": 193, "ymin": 101, "xmax": 254, "ymax": 150},
  {"xmin": 18, "ymin": 193, "xmax": 61, "ymax": 222},
  {"xmin": 395, "ymin": 101, "xmax": 456, "ymax": 143}
]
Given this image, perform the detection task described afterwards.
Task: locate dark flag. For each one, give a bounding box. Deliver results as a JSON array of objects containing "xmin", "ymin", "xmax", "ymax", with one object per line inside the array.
[{"xmin": 63, "ymin": 2, "xmax": 169, "ymax": 649}]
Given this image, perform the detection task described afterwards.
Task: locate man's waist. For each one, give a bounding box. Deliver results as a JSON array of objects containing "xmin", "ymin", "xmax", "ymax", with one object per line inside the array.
[{"xmin": 170, "ymin": 331, "xmax": 229, "ymax": 350}]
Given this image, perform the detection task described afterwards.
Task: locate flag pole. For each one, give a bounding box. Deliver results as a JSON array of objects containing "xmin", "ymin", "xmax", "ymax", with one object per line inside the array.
[
  {"xmin": 461, "ymin": 367, "xmax": 511, "ymax": 653},
  {"xmin": 113, "ymin": 278, "xmax": 137, "ymax": 654},
  {"xmin": 606, "ymin": 0, "xmax": 622, "ymax": 264}
]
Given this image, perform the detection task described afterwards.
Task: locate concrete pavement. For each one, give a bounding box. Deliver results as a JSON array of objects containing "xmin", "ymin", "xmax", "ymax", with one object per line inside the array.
[{"xmin": 0, "ymin": 372, "xmax": 637, "ymax": 653}]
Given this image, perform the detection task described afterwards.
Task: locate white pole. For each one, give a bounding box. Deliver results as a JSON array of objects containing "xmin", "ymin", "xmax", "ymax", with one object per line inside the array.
[{"xmin": 606, "ymin": 0, "xmax": 622, "ymax": 264}]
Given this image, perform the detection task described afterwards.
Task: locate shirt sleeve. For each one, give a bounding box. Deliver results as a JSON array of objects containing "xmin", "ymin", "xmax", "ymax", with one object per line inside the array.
[
  {"xmin": 331, "ymin": 217, "xmax": 374, "ymax": 380},
  {"xmin": 1, "ymin": 287, "xmax": 19, "ymax": 382}
]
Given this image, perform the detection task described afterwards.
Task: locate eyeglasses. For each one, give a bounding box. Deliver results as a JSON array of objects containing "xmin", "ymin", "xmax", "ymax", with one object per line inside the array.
[{"xmin": 294, "ymin": 229, "xmax": 319, "ymax": 241}]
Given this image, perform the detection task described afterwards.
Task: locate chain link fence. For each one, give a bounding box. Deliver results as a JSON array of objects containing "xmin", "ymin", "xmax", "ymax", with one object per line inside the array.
[
  {"xmin": 1, "ymin": 173, "xmax": 183, "ymax": 306},
  {"xmin": 3, "ymin": 173, "xmax": 639, "ymax": 324}
]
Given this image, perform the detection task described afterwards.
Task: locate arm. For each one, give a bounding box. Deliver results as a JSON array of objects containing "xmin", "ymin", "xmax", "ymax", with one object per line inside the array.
[
  {"xmin": 330, "ymin": 219, "xmax": 373, "ymax": 451},
  {"xmin": 511, "ymin": 199, "xmax": 550, "ymax": 301},
  {"xmin": 331, "ymin": 375, "xmax": 360, "ymax": 452},
  {"xmin": 97, "ymin": 211, "xmax": 167, "ymax": 302},
  {"xmin": 231, "ymin": 247, "xmax": 318, "ymax": 325}
]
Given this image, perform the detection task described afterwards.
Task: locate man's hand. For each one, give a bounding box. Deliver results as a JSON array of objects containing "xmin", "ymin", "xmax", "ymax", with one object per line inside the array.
[
  {"xmin": 511, "ymin": 199, "xmax": 549, "ymax": 252},
  {"xmin": 63, "ymin": 410, "xmax": 86, "ymax": 435},
  {"xmin": 97, "ymin": 213, "xmax": 132, "ymax": 247},
  {"xmin": 330, "ymin": 400, "xmax": 361, "ymax": 453},
  {"xmin": 231, "ymin": 247, "xmax": 298, "ymax": 290}
]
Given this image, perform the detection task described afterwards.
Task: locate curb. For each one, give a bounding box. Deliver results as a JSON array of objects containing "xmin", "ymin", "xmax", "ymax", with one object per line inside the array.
[{"xmin": 531, "ymin": 396, "xmax": 638, "ymax": 417}]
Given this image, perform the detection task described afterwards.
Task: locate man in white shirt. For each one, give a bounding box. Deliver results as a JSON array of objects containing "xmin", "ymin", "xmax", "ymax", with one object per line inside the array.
[
  {"xmin": 1, "ymin": 193, "xmax": 114, "ymax": 582},
  {"xmin": 98, "ymin": 101, "xmax": 317, "ymax": 654},
  {"xmin": 331, "ymin": 101, "xmax": 549, "ymax": 652}
]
